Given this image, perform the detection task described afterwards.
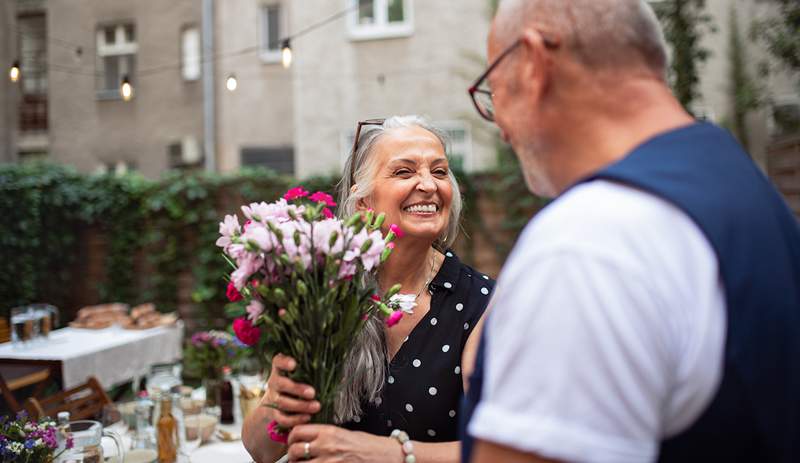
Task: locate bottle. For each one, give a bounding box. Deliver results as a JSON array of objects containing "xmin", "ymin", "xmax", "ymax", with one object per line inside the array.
[
  {"xmin": 56, "ymin": 411, "xmax": 71, "ymax": 452},
  {"xmin": 156, "ymin": 394, "xmax": 178, "ymax": 463},
  {"xmin": 219, "ymin": 366, "xmax": 235, "ymax": 425}
]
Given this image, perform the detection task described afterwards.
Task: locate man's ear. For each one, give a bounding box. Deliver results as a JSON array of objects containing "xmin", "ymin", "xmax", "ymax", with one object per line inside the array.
[{"xmin": 518, "ymin": 27, "xmax": 554, "ymax": 102}]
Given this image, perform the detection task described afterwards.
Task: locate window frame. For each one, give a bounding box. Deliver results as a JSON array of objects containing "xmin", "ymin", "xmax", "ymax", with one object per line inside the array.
[
  {"xmin": 96, "ymin": 22, "xmax": 138, "ymax": 100},
  {"xmin": 347, "ymin": 0, "xmax": 414, "ymax": 41},
  {"xmin": 259, "ymin": 3, "xmax": 284, "ymax": 63}
]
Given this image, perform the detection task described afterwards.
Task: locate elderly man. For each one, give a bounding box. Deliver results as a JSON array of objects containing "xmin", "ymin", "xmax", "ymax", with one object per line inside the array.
[{"xmin": 461, "ymin": 1, "xmax": 800, "ymax": 462}]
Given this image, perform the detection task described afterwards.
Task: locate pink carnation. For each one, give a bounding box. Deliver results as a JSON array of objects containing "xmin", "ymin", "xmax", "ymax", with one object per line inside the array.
[
  {"xmin": 385, "ymin": 310, "xmax": 404, "ymax": 327},
  {"xmin": 226, "ymin": 281, "xmax": 243, "ymax": 302},
  {"xmin": 284, "ymin": 186, "xmax": 310, "ymax": 201},
  {"xmin": 309, "ymin": 191, "xmax": 337, "ymax": 207},
  {"xmin": 322, "ymin": 207, "xmax": 334, "ymax": 219},
  {"xmin": 233, "ymin": 317, "xmax": 261, "ymax": 346},
  {"xmin": 267, "ymin": 420, "xmax": 288, "ymax": 444},
  {"xmin": 389, "ymin": 224, "xmax": 404, "ymax": 238}
]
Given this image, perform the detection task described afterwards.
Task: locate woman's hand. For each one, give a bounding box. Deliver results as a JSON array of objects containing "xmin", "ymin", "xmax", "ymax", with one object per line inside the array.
[
  {"xmin": 286, "ymin": 424, "xmax": 404, "ymax": 463},
  {"xmin": 265, "ymin": 353, "xmax": 321, "ymax": 429}
]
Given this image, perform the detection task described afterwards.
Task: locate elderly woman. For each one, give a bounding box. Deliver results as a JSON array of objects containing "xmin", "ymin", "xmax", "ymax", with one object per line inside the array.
[{"xmin": 242, "ymin": 115, "xmax": 494, "ymax": 463}]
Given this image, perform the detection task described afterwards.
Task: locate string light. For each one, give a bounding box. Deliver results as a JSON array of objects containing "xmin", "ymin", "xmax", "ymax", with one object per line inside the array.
[
  {"xmin": 120, "ymin": 75, "xmax": 133, "ymax": 101},
  {"xmin": 281, "ymin": 39, "xmax": 293, "ymax": 69},
  {"xmin": 9, "ymin": 60, "xmax": 20, "ymax": 83},
  {"xmin": 225, "ymin": 74, "xmax": 238, "ymax": 91}
]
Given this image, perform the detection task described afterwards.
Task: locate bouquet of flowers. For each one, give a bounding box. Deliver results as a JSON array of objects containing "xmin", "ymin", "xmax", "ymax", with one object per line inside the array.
[
  {"xmin": 183, "ymin": 330, "xmax": 244, "ymax": 379},
  {"xmin": 0, "ymin": 412, "xmax": 72, "ymax": 462},
  {"xmin": 218, "ymin": 187, "xmax": 408, "ymax": 436}
]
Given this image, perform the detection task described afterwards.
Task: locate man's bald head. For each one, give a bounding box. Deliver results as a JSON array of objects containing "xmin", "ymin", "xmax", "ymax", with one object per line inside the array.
[{"xmin": 494, "ymin": 0, "xmax": 668, "ymax": 79}]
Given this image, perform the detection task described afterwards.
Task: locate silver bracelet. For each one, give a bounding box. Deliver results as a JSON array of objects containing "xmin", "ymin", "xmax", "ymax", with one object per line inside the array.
[{"xmin": 390, "ymin": 429, "xmax": 416, "ymax": 463}]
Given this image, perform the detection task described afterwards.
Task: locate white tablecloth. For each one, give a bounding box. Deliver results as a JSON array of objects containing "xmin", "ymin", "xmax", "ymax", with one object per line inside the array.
[{"xmin": 0, "ymin": 322, "xmax": 183, "ymax": 389}]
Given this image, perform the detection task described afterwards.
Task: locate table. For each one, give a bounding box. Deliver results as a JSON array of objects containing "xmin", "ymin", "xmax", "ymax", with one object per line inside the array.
[{"xmin": 0, "ymin": 322, "xmax": 184, "ymax": 389}]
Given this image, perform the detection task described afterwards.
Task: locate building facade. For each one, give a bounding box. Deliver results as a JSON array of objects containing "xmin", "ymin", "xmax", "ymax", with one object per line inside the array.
[{"xmin": 0, "ymin": 0, "xmax": 797, "ymax": 177}]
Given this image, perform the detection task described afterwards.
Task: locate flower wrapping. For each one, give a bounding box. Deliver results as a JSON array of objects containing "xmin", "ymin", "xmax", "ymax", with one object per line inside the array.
[{"xmin": 218, "ymin": 188, "xmax": 407, "ymax": 433}]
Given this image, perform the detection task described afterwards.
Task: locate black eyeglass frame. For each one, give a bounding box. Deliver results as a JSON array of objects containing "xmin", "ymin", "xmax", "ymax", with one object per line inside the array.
[
  {"xmin": 468, "ymin": 34, "xmax": 560, "ymax": 122},
  {"xmin": 349, "ymin": 118, "xmax": 386, "ymax": 186}
]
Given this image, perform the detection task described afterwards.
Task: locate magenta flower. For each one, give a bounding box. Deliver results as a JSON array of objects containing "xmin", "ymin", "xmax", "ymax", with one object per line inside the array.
[
  {"xmin": 389, "ymin": 224, "xmax": 404, "ymax": 238},
  {"xmin": 233, "ymin": 317, "xmax": 261, "ymax": 346},
  {"xmin": 267, "ymin": 420, "xmax": 288, "ymax": 444},
  {"xmin": 284, "ymin": 186, "xmax": 310, "ymax": 201},
  {"xmin": 226, "ymin": 281, "xmax": 243, "ymax": 302},
  {"xmin": 386, "ymin": 310, "xmax": 404, "ymax": 327},
  {"xmin": 322, "ymin": 207, "xmax": 334, "ymax": 219},
  {"xmin": 309, "ymin": 191, "xmax": 337, "ymax": 207}
]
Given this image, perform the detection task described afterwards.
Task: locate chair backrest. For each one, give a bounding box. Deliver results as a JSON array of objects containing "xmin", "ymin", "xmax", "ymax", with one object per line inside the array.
[
  {"xmin": 24, "ymin": 376, "xmax": 111, "ymax": 421},
  {"xmin": 0, "ymin": 318, "xmax": 9, "ymax": 343}
]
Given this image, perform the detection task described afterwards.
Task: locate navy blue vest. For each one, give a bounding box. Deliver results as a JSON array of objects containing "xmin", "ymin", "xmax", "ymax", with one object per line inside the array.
[{"xmin": 460, "ymin": 123, "xmax": 800, "ymax": 462}]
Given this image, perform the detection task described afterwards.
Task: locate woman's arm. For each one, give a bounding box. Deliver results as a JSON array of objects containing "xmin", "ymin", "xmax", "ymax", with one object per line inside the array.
[
  {"xmin": 287, "ymin": 424, "xmax": 461, "ymax": 463},
  {"xmin": 461, "ymin": 312, "xmax": 487, "ymax": 392},
  {"xmin": 242, "ymin": 354, "xmax": 321, "ymax": 463}
]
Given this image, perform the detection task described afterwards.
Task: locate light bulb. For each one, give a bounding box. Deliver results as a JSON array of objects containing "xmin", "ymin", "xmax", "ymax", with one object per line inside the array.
[
  {"xmin": 225, "ymin": 74, "xmax": 238, "ymax": 91},
  {"xmin": 281, "ymin": 39, "xmax": 293, "ymax": 69},
  {"xmin": 9, "ymin": 60, "xmax": 20, "ymax": 83},
  {"xmin": 120, "ymin": 75, "xmax": 133, "ymax": 101}
]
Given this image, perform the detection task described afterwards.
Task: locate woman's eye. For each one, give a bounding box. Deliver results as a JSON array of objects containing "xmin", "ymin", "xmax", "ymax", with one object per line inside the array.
[
  {"xmin": 394, "ymin": 169, "xmax": 412, "ymax": 176},
  {"xmin": 434, "ymin": 169, "xmax": 448, "ymax": 176}
]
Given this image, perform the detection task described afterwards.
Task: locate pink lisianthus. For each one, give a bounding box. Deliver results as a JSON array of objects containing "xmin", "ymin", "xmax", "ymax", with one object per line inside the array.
[
  {"xmin": 389, "ymin": 224, "xmax": 404, "ymax": 238},
  {"xmin": 233, "ymin": 317, "xmax": 262, "ymax": 346},
  {"xmin": 284, "ymin": 186, "xmax": 310, "ymax": 201},
  {"xmin": 267, "ymin": 420, "xmax": 288, "ymax": 444},
  {"xmin": 241, "ymin": 222, "xmax": 275, "ymax": 252},
  {"xmin": 246, "ymin": 299, "xmax": 265, "ymax": 321},
  {"xmin": 386, "ymin": 310, "xmax": 404, "ymax": 327},
  {"xmin": 226, "ymin": 281, "xmax": 243, "ymax": 302},
  {"xmin": 309, "ymin": 191, "xmax": 337, "ymax": 207},
  {"xmin": 231, "ymin": 255, "xmax": 264, "ymax": 290},
  {"xmin": 359, "ymin": 230, "xmax": 386, "ymax": 271}
]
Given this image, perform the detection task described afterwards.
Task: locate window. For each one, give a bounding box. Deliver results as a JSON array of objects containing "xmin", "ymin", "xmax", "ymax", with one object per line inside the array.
[
  {"xmin": 438, "ymin": 121, "xmax": 473, "ymax": 172},
  {"xmin": 241, "ymin": 146, "xmax": 295, "ymax": 174},
  {"xmin": 17, "ymin": 12, "xmax": 48, "ymax": 133},
  {"xmin": 259, "ymin": 4, "xmax": 282, "ymax": 62},
  {"xmin": 348, "ymin": 0, "xmax": 413, "ymax": 41},
  {"xmin": 96, "ymin": 23, "xmax": 138, "ymax": 99},
  {"xmin": 181, "ymin": 26, "xmax": 201, "ymax": 81}
]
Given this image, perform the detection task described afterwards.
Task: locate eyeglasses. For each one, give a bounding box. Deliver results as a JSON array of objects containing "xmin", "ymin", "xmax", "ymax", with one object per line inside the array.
[
  {"xmin": 468, "ymin": 34, "xmax": 559, "ymax": 122},
  {"xmin": 349, "ymin": 118, "xmax": 385, "ymax": 186}
]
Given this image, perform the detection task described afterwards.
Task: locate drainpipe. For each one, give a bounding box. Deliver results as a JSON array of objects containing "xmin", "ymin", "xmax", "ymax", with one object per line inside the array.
[{"xmin": 202, "ymin": 0, "xmax": 216, "ymax": 172}]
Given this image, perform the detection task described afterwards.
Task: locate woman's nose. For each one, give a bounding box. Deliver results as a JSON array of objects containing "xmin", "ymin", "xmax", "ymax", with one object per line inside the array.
[{"xmin": 416, "ymin": 172, "xmax": 437, "ymax": 192}]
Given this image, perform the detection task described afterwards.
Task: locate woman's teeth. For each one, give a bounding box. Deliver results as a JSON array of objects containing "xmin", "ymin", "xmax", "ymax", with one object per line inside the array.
[{"xmin": 404, "ymin": 204, "xmax": 438, "ymax": 213}]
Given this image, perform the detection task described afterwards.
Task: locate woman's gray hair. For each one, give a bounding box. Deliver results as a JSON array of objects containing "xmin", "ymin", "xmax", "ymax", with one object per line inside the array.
[
  {"xmin": 333, "ymin": 115, "xmax": 463, "ymax": 423},
  {"xmin": 338, "ymin": 115, "xmax": 463, "ymax": 250}
]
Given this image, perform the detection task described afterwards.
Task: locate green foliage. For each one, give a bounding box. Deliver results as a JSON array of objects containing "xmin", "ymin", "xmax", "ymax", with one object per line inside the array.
[
  {"xmin": 0, "ymin": 163, "xmax": 337, "ymax": 323},
  {"xmin": 653, "ymin": 0, "xmax": 716, "ymax": 111},
  {"xmin": 728, "ymin": 6, "xmax": 762, "ymax": 151},
  {"xmin": 752, "ymin": 0, "xmax": 800, "ymax": 76}
]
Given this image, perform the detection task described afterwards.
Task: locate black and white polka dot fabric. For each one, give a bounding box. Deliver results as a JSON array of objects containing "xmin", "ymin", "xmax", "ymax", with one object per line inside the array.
[{"xmin": 343, "ymin": 250, "xmax": 494, "ymax": 442}]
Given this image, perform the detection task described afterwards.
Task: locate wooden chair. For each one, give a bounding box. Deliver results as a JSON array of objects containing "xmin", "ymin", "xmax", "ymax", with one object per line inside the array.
[
  {"xmin": 0, "ymin": 363, "xmax": 52, "ymax": 413},
  {"xmin": 23, "ymin": 376, "xmax": 111, "ymax": 420},
  {"xmin": 0, "ymin": 318, "xmax": 10, "ymax": 343}
]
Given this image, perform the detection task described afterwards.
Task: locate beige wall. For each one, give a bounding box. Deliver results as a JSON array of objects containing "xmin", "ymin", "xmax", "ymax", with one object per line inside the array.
[
  {"xmin": 215, "ymin": 0, "xmax": 294, "ymax": 173},
  {"xmin": 288, "ymin": 0, "xmax": 495, "ymax": 178},
  {"xmin": 0, "ymin": 2, "xmax": 17, "ymax": 162},
  {"xmin": 695, "ymin": 0, "xmax": 800, "ymax": 168},
  {"xmin": 45, "ymin": 0, "xmax": 204, "ymax": 177}
]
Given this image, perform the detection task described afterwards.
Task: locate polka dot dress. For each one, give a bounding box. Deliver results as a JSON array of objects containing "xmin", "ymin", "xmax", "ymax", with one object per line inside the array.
[{"xmin": 343, "ymin": 250, "xmax": 495, "ymax": 442}]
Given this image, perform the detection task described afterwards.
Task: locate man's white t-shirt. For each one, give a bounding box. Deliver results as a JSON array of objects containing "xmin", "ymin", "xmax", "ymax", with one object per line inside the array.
[{"xmin": 468, "ymin": 180, "xmax": 727, "ymax": 462}]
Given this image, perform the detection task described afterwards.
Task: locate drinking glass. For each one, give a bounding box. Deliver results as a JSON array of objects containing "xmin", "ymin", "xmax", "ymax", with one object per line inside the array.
[{"xmin": 10, "ymin": 306, "xmax": 35, "ymax": 348}]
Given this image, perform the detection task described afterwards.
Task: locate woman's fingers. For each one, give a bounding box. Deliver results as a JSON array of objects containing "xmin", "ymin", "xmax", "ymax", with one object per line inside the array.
[
  {"xmin": 272, "ymin": 375, "xmax": 316, "ymax": 400},
  {"xmin": 287, "ymin": 424, "xmax": 325, "ymax": 445},
  {"xmin": 274, "ymin": 393, "xmax": 321, "ymax": 415},
  {"xmin": 272, "ymin": 353, "xmax": 297, "ymax": 373},
  {"xmin": 272, "ymin": 409, "xmax": 312, "ymax": 428}
]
